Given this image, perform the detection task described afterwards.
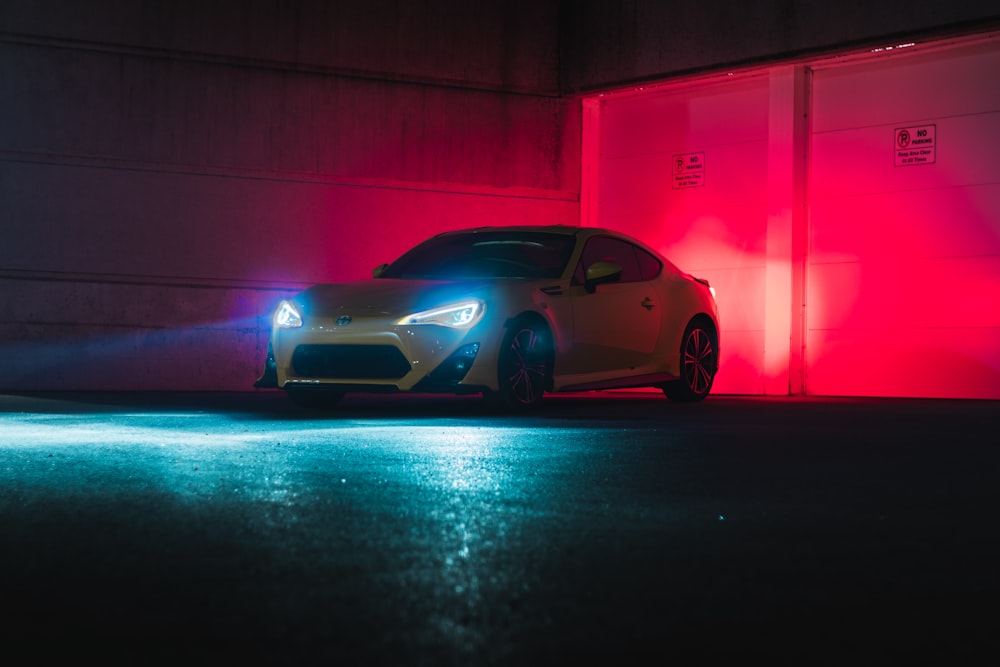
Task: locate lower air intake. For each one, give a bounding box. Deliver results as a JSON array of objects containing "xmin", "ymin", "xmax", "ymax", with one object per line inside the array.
[{"xmin": 292, "ymin": 344, "xmax": 412, "ymax": 380}]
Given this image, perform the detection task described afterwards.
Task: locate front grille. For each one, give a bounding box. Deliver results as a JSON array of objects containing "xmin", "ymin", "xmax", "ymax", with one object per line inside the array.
[{"xmin": 292, "ymin": 344, "xmax": 412, "ymax": 380}]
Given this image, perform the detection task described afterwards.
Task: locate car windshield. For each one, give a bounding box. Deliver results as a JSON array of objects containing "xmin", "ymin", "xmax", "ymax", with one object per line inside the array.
[{"xmin": 379, "ymin": 231, "xmax": 577, "ymax": 280}]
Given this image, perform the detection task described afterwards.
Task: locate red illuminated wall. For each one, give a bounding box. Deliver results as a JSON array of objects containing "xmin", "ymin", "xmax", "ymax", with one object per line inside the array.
[
  {"xmin": 586, "ymin": 35, "xmax": 1000, "ymax": 399},
  {"xmin": 806, "ymin": 38, "xmax": 1000, "ymax": 398}
]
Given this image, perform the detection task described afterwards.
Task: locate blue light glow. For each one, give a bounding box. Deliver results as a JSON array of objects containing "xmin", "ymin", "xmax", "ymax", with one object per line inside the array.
[{"xmin": 274, "ymin": 300, "xmax": 303, "ymax": 328}]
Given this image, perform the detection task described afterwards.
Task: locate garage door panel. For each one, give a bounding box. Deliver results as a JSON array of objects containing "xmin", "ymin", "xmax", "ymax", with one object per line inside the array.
[
  {"xmin": 939, "ymin": 110, "xmax": 1000, "ymax": 177},
  {"xmin": 806, "ymin": 327, "xmax": 1000, "ymax": 399},
  {"xmin": 808, "ymin": 257, "xmax": 1000, "ymax": 331},
  {"xmin": 810, "ymin": 127, "xmax": 885, "ymax": 200},
  {"xmin": 668, "ymin": 210, "xmax": 767, "ymax": 271},
  {"xmin": 602, "ymin": 78, "xmax": 768, "ymax": 158},
  {"xmin": 601, "ymin": 152, "xmax": 678, "ymax": 217},
  {"xmin": 593, "ymin": 35, "xmax": 999, "ymax": 398},
  {"xmin": 810, "ymin": 184, "xmax": 1000, "ymax": 262},
  {"xmin": 602, "ymin": 139, "xmax": 767, "ymax": 218},
  {"xmin": 713, "ymin": 328, "xmax": 765, "ymax": 395},
  {"xmin": 811, "ymin": 113, "xmax": 1000, "ymax": 200},
  {"xmin": 698, "ymin": 266, "xmax": 765, "ymax": 333},
  {"xmin": 806, "ymin": 36, "xmax": 1000, "ymax": 399},
  {"xmin": 812, "ymin": 41, "xmax": 1000, "ymax": 132}
]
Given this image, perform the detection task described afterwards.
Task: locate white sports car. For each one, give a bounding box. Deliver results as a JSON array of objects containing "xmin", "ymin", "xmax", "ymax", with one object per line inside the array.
[{"xmin": 255, "ymin": 225, "xmax": 720, "ymax": 410}]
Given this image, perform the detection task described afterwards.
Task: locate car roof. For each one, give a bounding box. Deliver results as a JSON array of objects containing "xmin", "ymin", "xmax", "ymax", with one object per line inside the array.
[
  {"xmin": 435, "ymin": 224, "xmax": 642, "ymax": 244},
  {"xmin": 401, "ymin": 225, "xmax": 686, "ymax": 278}
]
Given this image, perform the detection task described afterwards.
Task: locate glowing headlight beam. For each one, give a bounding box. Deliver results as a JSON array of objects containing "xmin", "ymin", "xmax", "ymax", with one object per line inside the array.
[
  {"xmin": 274, "ymin": 300, "xmax": 303, "ymax": 328},
  {"xmin": 397, "ymin": 300, "xmax": 485, "ymax": 328}
]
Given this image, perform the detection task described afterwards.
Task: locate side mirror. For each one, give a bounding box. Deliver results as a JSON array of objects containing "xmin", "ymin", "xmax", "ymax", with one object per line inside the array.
[
  {"xmin": 584, "ymin": 260, "xmax": 622, "ymax": 292},
  {"xmin": 372, "ymin": 263, "xmax": 390, "ymax": 278}
]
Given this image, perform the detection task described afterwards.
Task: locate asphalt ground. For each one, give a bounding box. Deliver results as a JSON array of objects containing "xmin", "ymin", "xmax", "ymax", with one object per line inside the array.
[{"xmin": 1, "ymin": 390, "xmax": 997, "ymax": 666}]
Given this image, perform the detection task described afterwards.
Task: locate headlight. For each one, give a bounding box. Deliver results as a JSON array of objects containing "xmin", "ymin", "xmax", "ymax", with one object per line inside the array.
[
  {"xmin": 396, "ymin": 299, "xmax": 485, "ymax": 328},
  {"xmin": 274, "ymin": 300, "xmax": 303, "ymax": 328}
]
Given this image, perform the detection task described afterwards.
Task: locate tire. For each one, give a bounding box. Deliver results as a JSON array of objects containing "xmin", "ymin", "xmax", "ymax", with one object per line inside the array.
[
  {"xmin": 662, "ymin": 320, "xmax": 717, "ymax": 402},
  {"xmin": 486, "ymin": 319, "xmax": 551, "ymax": 411},
  {"xmin": 286, "ymin": 389, "xmax": 345, "ymax": 410}
]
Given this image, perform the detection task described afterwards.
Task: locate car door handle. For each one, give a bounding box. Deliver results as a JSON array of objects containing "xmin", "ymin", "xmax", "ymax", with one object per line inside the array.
[{"xmin": 641, "ymin": 297, "xmax": 655, "ymax": 311}]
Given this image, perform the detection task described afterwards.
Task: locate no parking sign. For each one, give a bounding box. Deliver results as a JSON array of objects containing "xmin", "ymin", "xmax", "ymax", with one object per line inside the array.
[
  {"xmin": 672, "ymin": 152, "xmax": 705, "ymax": 188},
  {"xmin": 894, "ymin": 124, "xmax": 936, "ymax": 166}
]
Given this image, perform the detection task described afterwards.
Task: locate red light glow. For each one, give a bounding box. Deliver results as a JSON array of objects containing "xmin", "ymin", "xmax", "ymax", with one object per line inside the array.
[{"xmin": 583, "ymin": 37, "xmax": 1000, "ymax": 399}]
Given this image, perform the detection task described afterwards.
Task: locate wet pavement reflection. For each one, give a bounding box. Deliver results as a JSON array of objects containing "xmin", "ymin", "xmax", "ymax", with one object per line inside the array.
[{"xmin": 1, "ymin": 391, "xmax": 997, "ymax": 665}]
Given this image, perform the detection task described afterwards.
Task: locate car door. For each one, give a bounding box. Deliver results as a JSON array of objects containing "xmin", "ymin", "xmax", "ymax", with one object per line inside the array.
[{"xmin": 564, "ymin": 236, "xmax": 663, "ymax": 375}]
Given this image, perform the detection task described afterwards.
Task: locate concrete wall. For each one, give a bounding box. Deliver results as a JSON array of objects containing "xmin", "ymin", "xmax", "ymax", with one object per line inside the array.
[
  {"xmin": 559, "ymin": 0, "xmax": 1000, "ymax": 92},
  {"xmin": 0, "ymin": 0, "xmax": 579, "ymax": 391}
]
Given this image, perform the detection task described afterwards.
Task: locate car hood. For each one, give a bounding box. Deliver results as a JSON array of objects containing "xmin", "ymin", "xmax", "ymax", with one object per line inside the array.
[{"xmin": 296, "ymin": 279, "xmax": 497, "ymax": 318}]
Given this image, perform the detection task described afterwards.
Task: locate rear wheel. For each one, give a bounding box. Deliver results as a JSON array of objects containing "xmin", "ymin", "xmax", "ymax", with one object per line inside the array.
[
  {"xmin": 663, "ymin": 320, "xmax": 717, "ymax": 402},
  {"xmin": 286, "ymin": 389, "xmax": 345, "ymax": 410},
  {"xmin": 486, "ymin": 320, "xmax": 551, "ymax": 411}
]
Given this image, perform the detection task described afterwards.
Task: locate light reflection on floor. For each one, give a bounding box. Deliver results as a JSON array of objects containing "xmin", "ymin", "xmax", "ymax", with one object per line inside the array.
[{"xmin": 1, "ymin": 407, "xmax": 584, "ymax": 654}]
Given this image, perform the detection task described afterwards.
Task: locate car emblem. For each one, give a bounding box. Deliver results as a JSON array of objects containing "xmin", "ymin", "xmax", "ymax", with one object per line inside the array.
[{"xmin": 336, "ymin": 315, "xmax": 352, "ymax": 326}]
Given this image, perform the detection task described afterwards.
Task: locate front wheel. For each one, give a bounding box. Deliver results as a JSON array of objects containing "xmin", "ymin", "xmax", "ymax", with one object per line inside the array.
[
  {"xmin": 662, "ymin": 321, "xmax": 717, "ymax": 402},
  {"xmin": 485, "ymin": 320, "xmax": 551, "ymax": 411}
]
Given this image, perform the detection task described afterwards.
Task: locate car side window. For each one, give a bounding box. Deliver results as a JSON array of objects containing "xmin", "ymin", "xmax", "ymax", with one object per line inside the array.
[
  {"xmin": 572, "ymin": 236, "xmax": 645, "ymax": 284},
  {"xmin": 634, "ymin": 245, "xmax": 662, "ymax": 281}
]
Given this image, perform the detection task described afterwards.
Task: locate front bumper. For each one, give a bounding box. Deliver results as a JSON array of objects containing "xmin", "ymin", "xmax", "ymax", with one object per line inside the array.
[{"xmin": 267, "ymin": 318, "xmax": 503, "ymax": 394}]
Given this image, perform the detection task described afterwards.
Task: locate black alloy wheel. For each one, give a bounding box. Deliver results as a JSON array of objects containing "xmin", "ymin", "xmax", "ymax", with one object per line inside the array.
[
  {"xmin": 663, "ymin": 321, "xmax": 717, "ymax": 402},
  {"xmin": 488, "ymin": 321, "xmax": 550, "ymax": 410}
]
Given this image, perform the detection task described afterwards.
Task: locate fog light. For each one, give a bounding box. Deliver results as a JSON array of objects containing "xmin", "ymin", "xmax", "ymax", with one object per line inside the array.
[{"xmin": 423, "ymin": 343, "xmax": 480, "ymax": 386}]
